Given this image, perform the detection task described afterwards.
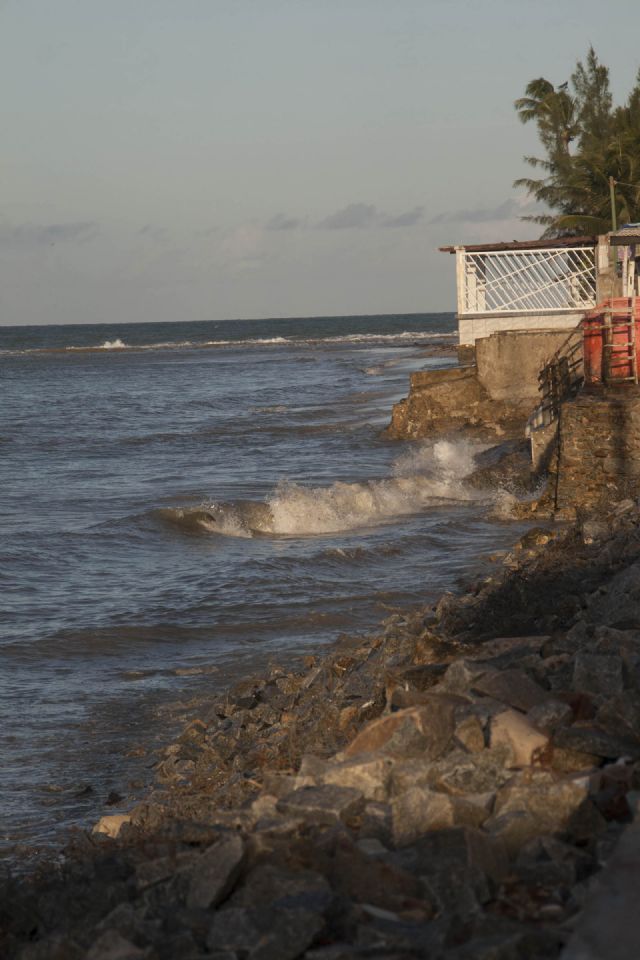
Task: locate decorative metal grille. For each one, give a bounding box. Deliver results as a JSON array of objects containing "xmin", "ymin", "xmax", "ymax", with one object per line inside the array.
[{"xmin": 457, "ymin": 246, "xmax": 597, "ymax": 315}]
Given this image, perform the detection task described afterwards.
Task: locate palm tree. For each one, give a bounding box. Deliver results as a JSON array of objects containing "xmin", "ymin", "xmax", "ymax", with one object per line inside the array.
[{"xmin": 513, "ymin": 50, "xmax": 640, "ymax": 237}]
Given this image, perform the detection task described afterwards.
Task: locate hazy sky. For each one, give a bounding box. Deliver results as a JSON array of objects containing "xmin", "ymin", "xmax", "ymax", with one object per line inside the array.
[{"xmin": 2, "ymin": 0, "xmax": 639, "ymax": 325}]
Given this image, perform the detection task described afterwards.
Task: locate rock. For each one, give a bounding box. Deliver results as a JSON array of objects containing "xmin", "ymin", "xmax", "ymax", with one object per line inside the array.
[
  {"xmin": 391, "ymin": 787, "xmax": 456, "ymax": 846},
  {"xmin": 207, "ymin": 906, "xmax": 324, "ymax": 959},
  {"xmin": 136, "ymin": 852, "xmax": 195, "ymax": 890},
  {"xmin": 562, "ymin": 806, "xmax": 640, "ymax": 960},
  {"xmin": 437, "ymin": 660, "xmax": 488, "ymax": 695},
  {"xmin": 229, "ymin": 864, "xmax": 333, "ymax": 914},
  {"xmin": 326, "ymin": 834, "xmax": 424, "ymax": 910},
  {"xmin": 276, "ymin": 784, "xmax": 365, "ymax": 826},
  {"xmin": 513, "ymin": 836, "xmax": 580, "ymax": 890},
  {"xmin": 92, "ymin": 814, "xmax": 131, "ymax": 839},
  {"xmin": 550, "ymin": 745, "xmax": 600, "ymax": 773},
  {"xmin": 527, "ymin": 699, "xmax": 573, "ymax": 733},
  {"xmin": 587, "ymin": 559, "xmax": 640, "ymax": 629},
  {"xmin": 186, "ymin": 834, "xmax": 245, "ymax": 910},
  {"xmin": 582, "ymin": 519, "xmax": 610, "ymax": 544},
  {"xmin": 486, "ymin": 771, "xmax": 592, "ymax": 854},
  {"xmin": 573, "ymin": 652, "xmax": 624, "ymax": 698},
  {"xmin": 402, "ymin": 747, "xmax": 511, "ymax": 797},
  {"xmin": 343, "ymin": 701, "xmax": 455, "ymax": 760},
  {"xmin": 454, "ymin": 714, "xmax": 486, "ymax": 753},
  {"xmin": 450, "ymin": 792, "xmax": 495, "ymax": 829},
  {"xmin": 554, "ymin": 724, "xmax": 640, "ymax": 760},
  {"xmin": 320, "ymin": 753, "xmax": 395, "ymax": 802},
  {"xmin": 85, "ymin": 931, "xmax": 145, "ymax": 960},
  {"xmin": 472, "ymin": 669, "xmax": 550, "ymax": 712},
  {"xmin": 357, "ymin": 800, "xmax": 393, "ymax": 844},
  {"xmin": 412, "ymin": 826, "xmax": 508, "ymax": 883},
  {"xmin": 489, "ymin": 710, "xmax": 549, "ymax": 767}
]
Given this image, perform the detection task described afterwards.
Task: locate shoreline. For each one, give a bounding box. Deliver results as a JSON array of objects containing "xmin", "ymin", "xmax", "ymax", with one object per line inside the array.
[{"xmin": 4, "ymin": 485, "xmax": 640, "ymax": 957}]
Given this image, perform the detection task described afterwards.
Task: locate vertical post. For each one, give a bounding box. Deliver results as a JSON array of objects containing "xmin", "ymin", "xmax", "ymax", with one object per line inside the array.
[
  {"xmin": 609, "ymin": 176, "xmax": 618, "ymax": 232},
  {"xmin": 455, "ymin": 247, "xmax": 466, "ymax": 315}
]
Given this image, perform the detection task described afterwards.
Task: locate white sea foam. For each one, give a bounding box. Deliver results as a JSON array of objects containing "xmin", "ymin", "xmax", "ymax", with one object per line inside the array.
[
  {"xmin": 99, "ymin": 338, "xmax": 126, "ymax": 349},
  {"xmin": 195, "ymin": 439, "xmax": 488, "ymax": 539},
  {"xmin": 266, "ymin": 440, "xmax": 484, "ymax": 535}
]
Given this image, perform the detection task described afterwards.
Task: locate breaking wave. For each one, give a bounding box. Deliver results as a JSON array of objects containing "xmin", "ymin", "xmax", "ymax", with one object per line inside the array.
[
  {"xmin": 162, "ymin": 439, "xmax": 490, "ymax": 539},
  {"xmin": 3, "ymin": 330, "xmax": 454, "ymax": 357}
]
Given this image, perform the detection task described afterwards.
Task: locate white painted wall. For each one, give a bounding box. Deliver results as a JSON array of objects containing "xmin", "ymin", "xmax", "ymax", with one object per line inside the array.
[{"xmin": 458, "ymin": 311, "xmax": 584, "ymax": 347}]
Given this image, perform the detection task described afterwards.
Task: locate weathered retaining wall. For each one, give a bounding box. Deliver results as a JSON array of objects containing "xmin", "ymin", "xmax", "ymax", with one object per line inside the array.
[
  {"xmin": 476, "ymin": 328, "xmax": 582, "ymax": 401},
  {"xmin": 556, "ymin": 391, "xmax": 640, "ymax": 510},
  {"xmin": 388, "ymin": 328, "xmax": 582, "ymax": 439}
]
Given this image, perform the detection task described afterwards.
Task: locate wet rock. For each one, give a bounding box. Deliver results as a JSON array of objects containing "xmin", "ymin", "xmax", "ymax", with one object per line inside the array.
[
  {"xmin": 489, "ymin": 710, "xmax": 549, "ymax": 767},
  {"xmin": 186, "ymin": 834, "xmax": 245, "ymax": 910},
  {"xmin": 343, "ymin": 701, "xmax": 454, "ymax": 760},
  {"xmin": 276, "ymin": 785, "xmax": 365, "ymax": 826}
]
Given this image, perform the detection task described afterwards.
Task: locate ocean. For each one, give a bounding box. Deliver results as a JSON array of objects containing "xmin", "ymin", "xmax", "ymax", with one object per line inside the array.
[{"xmin": 0, "ymin": 313, "xmax": 529, "ymax": 859}]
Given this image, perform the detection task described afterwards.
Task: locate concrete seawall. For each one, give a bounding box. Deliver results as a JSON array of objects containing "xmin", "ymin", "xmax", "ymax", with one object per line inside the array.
[{"xmin": 388, "ymin": 328, "xmax": 580, "ymax": 440}]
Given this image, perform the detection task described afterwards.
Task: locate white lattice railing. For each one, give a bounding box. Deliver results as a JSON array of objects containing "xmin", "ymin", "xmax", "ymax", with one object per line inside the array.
[{"xmin": 456, "ymin": 246, "xmax": 597, "ymax": 316}]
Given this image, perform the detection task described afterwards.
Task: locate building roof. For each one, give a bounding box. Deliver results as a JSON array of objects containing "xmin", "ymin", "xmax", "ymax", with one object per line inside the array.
[
  {"xmin": 439, "ymin": 236, "xmax": 597, "ymax": 254},
  {"xmin": 609, "ymin": 224, "xmax": 640, "ymax": 245}
]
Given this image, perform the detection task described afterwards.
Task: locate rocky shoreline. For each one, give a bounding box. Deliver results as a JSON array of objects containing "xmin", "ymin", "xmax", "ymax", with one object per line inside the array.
[{"xmin": 4, "ymin": 481, "xmax": 640, "ymax": 958}]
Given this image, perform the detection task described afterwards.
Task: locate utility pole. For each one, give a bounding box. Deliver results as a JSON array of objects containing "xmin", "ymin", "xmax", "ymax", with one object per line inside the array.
[{"xmin": 609, "ymin": 176, "xmax": 618, "ymax": 231}]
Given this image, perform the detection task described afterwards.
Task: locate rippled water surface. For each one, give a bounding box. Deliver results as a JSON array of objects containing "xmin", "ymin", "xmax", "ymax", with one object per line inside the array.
[{"xmin": 1, "ymin": 313, "xmax": 530, "ymax": 855}]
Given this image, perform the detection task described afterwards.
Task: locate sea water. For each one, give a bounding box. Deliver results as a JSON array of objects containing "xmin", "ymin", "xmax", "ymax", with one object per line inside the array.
[{"xmin": 0, "ymin": 314, "xmax": 529, "ymax": 857}]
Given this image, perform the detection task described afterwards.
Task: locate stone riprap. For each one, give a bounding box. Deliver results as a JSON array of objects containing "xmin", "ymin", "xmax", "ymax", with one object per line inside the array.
[{"xmin": 5, "ymin": 502, "xmax": 640, "ymax": 958}]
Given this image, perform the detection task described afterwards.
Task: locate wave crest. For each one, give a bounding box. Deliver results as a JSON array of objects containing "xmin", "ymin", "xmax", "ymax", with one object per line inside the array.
[{"xmin": 163, "ymin": 439, "xmax": 488, "ymax": 539}]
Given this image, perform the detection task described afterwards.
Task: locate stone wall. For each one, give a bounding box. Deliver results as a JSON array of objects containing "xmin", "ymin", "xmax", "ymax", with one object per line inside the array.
[{"xmin": 556, "ymin": 391, "xmax": 640, "ymax": 511}]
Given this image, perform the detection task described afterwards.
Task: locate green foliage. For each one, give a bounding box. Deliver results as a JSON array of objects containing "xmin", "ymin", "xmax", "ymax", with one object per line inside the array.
[{"xmin": 514, "ymin": 48, "xmax": 640, "ymax": 237}]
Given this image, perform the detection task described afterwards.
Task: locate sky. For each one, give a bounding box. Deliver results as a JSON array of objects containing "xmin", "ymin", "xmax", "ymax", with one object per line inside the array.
[{"xmin": 1, "ymin": 0, "xmax": 639, "ymax": 325}]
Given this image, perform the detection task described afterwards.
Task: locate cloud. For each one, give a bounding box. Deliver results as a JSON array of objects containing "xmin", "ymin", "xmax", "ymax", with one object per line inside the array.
[
  {"xmin": 430, "ymin": 198, "xmax": 540, "ymax": 225},
  {"xmin": 266, "ymin": 213, "xmax": 301, "ymax": 231},
  {"xmin": 221, "ymin": 223, "xmax": 266, "ymax": 269},
  {"xmin": 0, "ymin": 220, "xmax": 99, "ymax": 246},
  {"xmin": 138, "ymin": 224, "xmax": 169, "ymax": 242},
  {"xmin": 382, "ymin": 206, "xmax": 424, "ymax": 228},
  {"xmin": 319, "ymin": 203, "xmax": 378, "ymax": 229}
]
